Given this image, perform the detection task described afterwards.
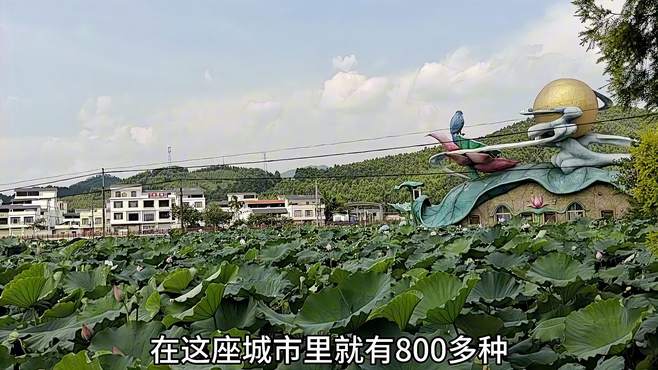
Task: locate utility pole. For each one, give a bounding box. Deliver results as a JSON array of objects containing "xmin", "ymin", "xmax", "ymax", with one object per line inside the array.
[
  {"xmin": 168, "ymin": 146, "xmax": 172, "ymax": 166},
  {"xmin": 101, "ymin": 168, "xmax": 106, "ymax": 237},
  {"xmin": 262, "ymin": 152, "xmax": 267, "ymax": 172},
  {"xmin": 179, "ymin": 183, "xmax": 185, "ymax": 232},
  {"xmin": 314, "ymin": 180, "xmax": 320, "ymax": 226}
]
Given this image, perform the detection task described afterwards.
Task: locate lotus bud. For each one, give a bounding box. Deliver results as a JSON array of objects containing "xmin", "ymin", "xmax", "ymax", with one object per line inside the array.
[
  {"xmin": 166, "ymin": 256, "xmax": 173, "ymax": 264},
  {"xmin": 136, "ymin": 265, "xmax": 143, "ymax": 272},
  {"xmin": 113, "ymin": 285, "xmax": 122, "ymax": 302},
  {"xmin": 239, "ymin": 238, "xmax": 246, "ymax": 245},
  {"xmin": 625, "ymin": 286, "xmax": 632, "ymax": 292},
  {"xmin": 595, "ymin": 250, "xmax": 604, "ymax": 261},
  {"xmin": 81, "ymin": 324, "xmax": 93, "ymax": 340},
  {"xmin": 112, "ymin": 346, "xmax": 124, "ymax": 356},
  {"xmin": 325, "ymin": 243, "xmax": 333, "ymax": 251},
  {"xmin": 430, "ymin": 231, "xmax": 437, "ymax": 236}
]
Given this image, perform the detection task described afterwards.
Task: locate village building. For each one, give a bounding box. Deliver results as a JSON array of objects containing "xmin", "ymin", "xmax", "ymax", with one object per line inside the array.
[
  {"xmin": 278, "ymin": 194, "xmax": 325, "ymax": 225},
  {"xmin": 0, "ymin": 187, "xmax": 67, "ymax": 237},
  {"xmin": 107, "ymin": 185, "xmax": 206, "ymax": 234}
]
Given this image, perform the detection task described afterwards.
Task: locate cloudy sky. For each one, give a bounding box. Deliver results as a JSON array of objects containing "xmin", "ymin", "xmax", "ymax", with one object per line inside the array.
[{"xmin": 0, "ymin": 0, "xmax": 621, "ymax": 188}]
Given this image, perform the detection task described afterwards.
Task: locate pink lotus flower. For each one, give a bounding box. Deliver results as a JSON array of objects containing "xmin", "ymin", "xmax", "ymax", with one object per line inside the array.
[
  {"xmin": 112, "ymin": 285, "xmax": 122, "ymax": 302},
  {"xmin": 81, "ymin": 324, "xmax": 93, "ymax": 340},
  {"xmin": 529, "ymin": 195, "xmax": 545, "ymax": 209}
]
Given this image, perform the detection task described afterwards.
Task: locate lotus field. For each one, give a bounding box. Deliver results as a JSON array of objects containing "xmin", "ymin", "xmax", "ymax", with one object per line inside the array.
[{"xmin": 0, "ymin": 219, "xmax": 657, "ymax": 369}]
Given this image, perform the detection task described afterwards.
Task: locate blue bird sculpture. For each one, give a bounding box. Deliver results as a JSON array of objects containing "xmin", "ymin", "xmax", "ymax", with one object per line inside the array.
[{"xmin": 450, "ymin": 110, "xmax": 464, "ymax": 142}]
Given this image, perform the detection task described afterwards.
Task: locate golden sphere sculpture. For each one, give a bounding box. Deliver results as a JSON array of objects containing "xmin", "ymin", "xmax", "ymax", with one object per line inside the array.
[{"xmin": 533, "ymin": 78, "xmax": 598, "ymax": 138}]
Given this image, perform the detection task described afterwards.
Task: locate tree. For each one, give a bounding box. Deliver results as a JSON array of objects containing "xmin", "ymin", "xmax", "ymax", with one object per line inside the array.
[
  {"xmin": 247, "ymin": 214, "xmax": 292, "ymax": 228},
  {"xmin": 574, "ymin": 0, "xmax": 658, "ymax": 108},
  {"xmin": 172, "ymin": 204, "xmax": 202, "ymax": 228},
  {"xmin": 203, "ymin": 204, "xmax": 231, "ymax": 230},
  {"xmin": 619, "ymin": 126, "xmax": 658, "ymax": 219}
]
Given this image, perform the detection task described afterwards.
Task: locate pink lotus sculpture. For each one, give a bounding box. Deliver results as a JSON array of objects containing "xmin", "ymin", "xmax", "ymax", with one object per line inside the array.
[
  {"xmin": 529, "ymin": 195, "xmax": 545, "ymax": 209},
  {"xmin": 428, "ymin": 132, "xmax": 519, "ymax": 173}
]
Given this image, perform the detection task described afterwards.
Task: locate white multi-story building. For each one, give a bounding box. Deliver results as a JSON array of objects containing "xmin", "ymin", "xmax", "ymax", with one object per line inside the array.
[
  {"xmin": 278, "ymin": 194, "xmax": 325, "ymax": 225},
  {"xmin": 107, "ymin": 185, "xmax": 205, "ymax": 233},
  {"xmin": 0, "ymin": 187, "xmax": 66, "ymax": 237}
]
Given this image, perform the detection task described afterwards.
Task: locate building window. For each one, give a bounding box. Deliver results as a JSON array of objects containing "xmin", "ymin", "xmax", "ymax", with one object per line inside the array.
[
  {"xmin": 128, "ymin": 213, "xmax": 139, "ymax": 221},
  {"xmin": 305, "ymin": 210, "xmax": 314, "ymax": 217},
  {"xmin": 520, "ymin": 212, "xmax": 533, "ymax": 221},
  {"xmin": 113, "ymin": 201, "xmax": 123, "ymax": 209},
  {"xmin": 128, "ymin": 201, "xmax": 138, "ymax": 208},
  {"xmin": 412, "ymin": 188, "xmax": 422, "ymax": 200},
  {"xmin": 10, "ymin": 217, "xmax": 20, "ymax": 224},
  {"xmin": 294, "ymin": 210, "xmax": 302, "ymax": 218},
  {"xmin": 0, "ymin": 218, "xmax": 7, "ymax": 225},
  {"xmin": 95, "ymin": 217, "xmax": 102, "ymax": 225},
  {"xmin": 143, "ymin": 213, "xmax": 155, "ymax": 222},
  {"xmin": 244, "ymin": 194, "xmax": 255, "ymax": 199},
  {"xmin": 159, "ymin": 200, "xmax": 169, "ymax": 207},
  {"xmin": 567, "ymin": 202, "xmax": 585, "ymax": 221},
  {"xmin": 601, "ymin": 210, "xmax": 614, "ymax": 219},
  {"xmin": 81, "ymin": 218, "xmax": 89, "ymax": 225},
  {"xmin": 131, "ymin": 191, "xmax": 137, "ymax": 197},
  {"xmin": 144, "ymin": 200, "xmax": 154, "ymax": 208},
  {"xmin": 159, "ymin": 211, "xmax": 171, "ymax": 219},
  {"xmin": 115, "ymin": 191, "xmax": 121, "ymax": 197},
  {"xmin": 24, "ymin": 217, "xmax": 34, "ymax": 224},
  {"xmin": 195, "ymin": 201, "xmax": 203, "ymax": 208},
  {"xmin": 494, "ymin": 205, "xmax": 512, "ymax": 223},
  {"xmin": 113, "ymin": 213, "xmax": 123, "ymax": 220},
  {"xmin": 543, "ymin": 212, "xmax": 557, "ymax": 224},
  {"xmin": 468, "ymin": 214, "xmax": 481, "ymax": 225}
]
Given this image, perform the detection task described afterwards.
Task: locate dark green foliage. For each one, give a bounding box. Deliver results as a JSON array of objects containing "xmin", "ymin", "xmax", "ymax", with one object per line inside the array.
[{"xmin": 574, "ymin": 0, "xmax": 658, "ymax": 108}]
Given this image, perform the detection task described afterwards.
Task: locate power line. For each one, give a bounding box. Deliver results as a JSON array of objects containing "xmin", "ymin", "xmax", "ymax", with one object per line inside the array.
[{"xmin": 3, "ymin": 111, "xmax": 655, "ymax": 194}]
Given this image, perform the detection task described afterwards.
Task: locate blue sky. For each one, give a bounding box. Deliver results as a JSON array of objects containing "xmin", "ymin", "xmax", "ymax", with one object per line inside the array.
[{"xmin": 0, "ymin": 0, "xmax": 619, "ymax": 187}]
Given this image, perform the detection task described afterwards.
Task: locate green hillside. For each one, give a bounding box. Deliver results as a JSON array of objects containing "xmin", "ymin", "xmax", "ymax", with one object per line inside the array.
[
  {"xmin": 58, "ymin": 107, "xmax": 655, "ymax": 210},
  {"xmin": 269, "ymin": 107, "xmax": 655, "ymax": 206}
]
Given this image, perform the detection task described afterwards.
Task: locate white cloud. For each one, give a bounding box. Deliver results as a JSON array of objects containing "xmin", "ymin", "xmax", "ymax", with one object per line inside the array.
[
  {"xmin": 130, "ymin": 126, "xmax": 154, "ymax": 145},
  {"xmin": 332, "ymin": 54, "xmax": 358, "ymax": 72},
  {"xmin": 204, "ymin": 68, "xmax": 214, "ymax": 82},
  {"xmin": 320, "ymin": 72, "xmax": 389, "ymax": 112},
  {"xmin": 244, "ymin": 100, "xmax": 282, "ymax": 124}
]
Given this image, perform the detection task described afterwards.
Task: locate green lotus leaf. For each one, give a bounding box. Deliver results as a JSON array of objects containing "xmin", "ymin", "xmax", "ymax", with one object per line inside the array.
[
  {"xmin": 0, "ymin": 345, "xmax": 14, "ymax": 369},
  {"xmin": 173, "ymin": 283, "xmax": 225, "ymax": 322},
  {"xmin": 160, "ymin": 268, "xmax": 196, "ymax": 293},
  {"xmin": 455, "ymin": 312, "xmax": 505, "ymax": 337},
  {"xmin": 0, "ymin": 276, "xmax": 56, "ymax": 309},
  {"xmin": 564, "ymin": 299, "xmax": 649, "ymax": 359},
  {"xmin": 526, "ymin": 253, "xmax": 594, "ymax": 287},
  {"xmin": 595, "ymin": 356, "xmax": 625, "ymax": 370},
  {"xmin": 442, "ymin": 237, "xmax": 472, "ymax": 256},
  {"xmin": 224, "ymin": 264, "xmax": 291, "ymax": 299},
  {"xmin": 58, "ymin": 239, "xmax": 87, "ymax": 259},
  {"xmin": 533, "ymin": 317, "xmax": 566, "ymax": 342},
  {"xmin": 90, "ymin": 321, "xmax": 164, "ymax": 364},
  {"xmin": 508, "ymin": 348, "xmax": 559, "ymax": 367},
  {"xmin": 410, "ymin": 272, "xmax": 479, "ymax": 325},
  {"xmin": 191, "ymin": 297, "xmax": 258, "ymax": 334},
  {"xmin": 137, "ymin": 291, "xmax": 161, "ymax": 322},
  {"xmin": 368, "ymin": 290, "xmax": 423, "ymax": 330},
  {"xmin": 469, "ymin": 270, "xmax": 523, "ymax": 303},
  {"xmin": 63, "ymin": 266, "xmax": 109, "ymax": 295},
  {"xmin": 557, "ymin": 364, "xmax": 586, "ymax": 370},
  {"xmin": 261, "ymin": 271, "xmax": 392, "ymax": 334},
  {"xmin": 486, "ymin": 252, "xmax": 528, "ymax": 270},
  {"xmin": 174, "ymin": 263, "xmax": 238, "ymax": 303},
  {"xmin": 20, "ymin": 293, "xmax": 124, "ymax": 352},
  {"xmin": 53, "ymin": 351, "xmax": 102, "ymax": 370}
]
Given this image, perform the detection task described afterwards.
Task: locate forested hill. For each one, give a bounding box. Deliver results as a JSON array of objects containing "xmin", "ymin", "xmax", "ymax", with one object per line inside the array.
[
  {"xmin": 268, "ymin": 107, "xmax": 653, "ymax": 205},
  {"xmin": 56, "ymin": 107, "xmax": 654, "ymax": 210}
]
